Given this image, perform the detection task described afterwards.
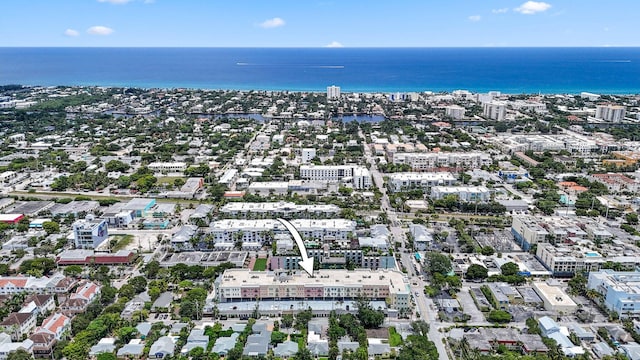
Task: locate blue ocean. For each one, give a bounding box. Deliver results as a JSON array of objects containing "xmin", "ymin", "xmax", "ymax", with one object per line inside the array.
[{"xmin": 1, "ymin": 47, "xmax": 640, "ymax": 94}]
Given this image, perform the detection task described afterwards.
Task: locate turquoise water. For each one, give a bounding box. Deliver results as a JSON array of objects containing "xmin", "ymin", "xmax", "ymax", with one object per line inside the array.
[
  {"xmin": 2, "ymin": 47, "xmax": 640, "ymax": 93},
  {"xmin": 585, "ymin": 252, "xmax": 600, "ymax": 257}
]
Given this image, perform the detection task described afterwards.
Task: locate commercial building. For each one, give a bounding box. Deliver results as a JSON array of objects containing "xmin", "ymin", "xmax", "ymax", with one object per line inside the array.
[
  {"xmin": 587, "ymin": 270, "xmax": 640, "ymax": 319},
  {"xmin": 215, "ymin": 268, "xmax": 410, "ymax": 310},
  {"xmin": 430, "ymin": 185, "xmax": 491, "ymax": 202},
  {"xmin": 482, "ymin": 101, "xmax": 507, "ymax": 121},
  {"xmin": 392, "ymin": 152, "xmax": 490, "ymax": 171},
  {"xmin": 299, "ymin": 165, "xmax": 372, "ymax": 189},
  {"xmin": 595, "ymin": 104, "xmax": 626, "ymax": 122},
  {"xmin": 532, "ymin": 281, "xmax": 578, "ymax": 313},
  {"xmin": 55, "ymin": 250, "xmax": 136, "ymax": 266},
  {"xmin": 72, "ymin": 217, "xmax": 109, "ymax": 249},
  {"xmin": 148, "ymin": 162, "xmax": 187, "ymax": 173},
  {"xmin": 387, "ymin": 172, "xmax": 456, "ymax": 192},
  {"xmin": 0, "ymin": 214, "xmax": 24, "ymax": 225},
  {"xmin": 122, "ymin": 198, "xmax": 156, "ymax": 217}
]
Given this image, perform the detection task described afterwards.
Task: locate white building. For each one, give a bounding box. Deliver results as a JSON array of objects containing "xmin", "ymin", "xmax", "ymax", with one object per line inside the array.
[
  {"xmin": 482, "ymin": 101, "xmax": 506, "ymax": 121},
  {"xmin": 430, "ymin": 186, "xmax": 491, "ymax": 202},
  {"xmin": 220, "ymin": 202, "xmax": 340, "ymax": 218},
  {"xmin": 147, "ymin": 162, "xmax": 187, "ymax": 173},
  {"xmin": 301, "ymin": 148, "xmax": 317, "ymax": 163},
  {"xmin": 215, "ymin": 268, "xmax": 410, "ymax": 310},
  {"xmin": 299, "ymin": 165, "xmax": 371, "ymax": 189},
  {"xmin": 327, "ymin": 85, "xmax": 341, "ymax": 100},
  {"xmin": 595, "ymin": 105, "xmax": 626, "ymax": 122},
  {"xmin": 445, "ymin": 105, "xmax": 466, "ymax": 120},
  {"xmin": 72, "ymin": 217, "xmax": 109, "ymax": 249},
  {"xmin": 392, "ymin": 152, "xmax": 490, "ymax": 171},
  {"xmin": 387, "ymin": 172, "xmax": 456, "ymax": 192}
]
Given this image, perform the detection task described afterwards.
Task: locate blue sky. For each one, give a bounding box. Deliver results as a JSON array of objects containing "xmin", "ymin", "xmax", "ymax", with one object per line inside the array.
[{"xmin": 1, "ymin": 0, "xmax": 638, "ymax": 47}]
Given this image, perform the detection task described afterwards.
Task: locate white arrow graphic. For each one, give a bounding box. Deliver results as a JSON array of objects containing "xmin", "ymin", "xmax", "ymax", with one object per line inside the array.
[{"xmin": 277, "ymin": 218, "xmax": 314, "ymax": 276}]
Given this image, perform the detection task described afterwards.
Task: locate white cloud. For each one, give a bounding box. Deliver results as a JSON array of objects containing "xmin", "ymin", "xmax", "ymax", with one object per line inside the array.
[
  {"xmin": 468, "ymin": 15, "xmax": 481, "ymax": 22},
  {"xmin": 87, "ymin": 26, "xmax": 114, "ymax": 35},
  {"xmin": 515, "ymin": 1, "xmax": 551, "ymax": 14},
  {"xmin": 492, "ymin": 8, "xmax": 509, "ymax": 14},
  {"xmin": 258, "ymin": 17, "xmax": 285, "ymax": 29},
  {"xmin": 324, "ymin": 41, "xmax": 344, "ymax": 48},
  {"xmin": 97, "ymin": 0, "xmax": 133, "ymax": 4},
  {"xmin": 64, "ymin": 29, "xmax": 79, "ymax": 37}
]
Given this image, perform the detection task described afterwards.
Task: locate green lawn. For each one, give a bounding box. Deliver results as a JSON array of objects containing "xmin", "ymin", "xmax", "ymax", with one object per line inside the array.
[
  {"xmin": 253, "ymin": 258, "xmax": 268, "ymax": 271},
  {"xmin": 388, "ymin": 327, "xmax": 403, "ymax": 346},
  {"xmin": 110, "ymin": 234, "xmax": 134, "ymax": 251}
]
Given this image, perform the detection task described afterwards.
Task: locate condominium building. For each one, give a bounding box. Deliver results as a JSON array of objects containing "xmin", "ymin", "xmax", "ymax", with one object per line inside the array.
[
  {"xmin": 392, "ymin": 152, "xmax": 490, "ymax": 171},
  {"xmin": 387, "ymin": 172, "xmax": 456, "ymax": 192},
  {"xmin": 511, "ymin": 215, "xmax": 549, "ymax": 251},
  {"xmin": 430, "ymin": 186, "xmax": 491, "ymax": 202},
  {"xmin": 445, "ymin": 105, "xmax": 466, "ymax": 120},
  {"xmin": 482, "ymin": 101, "xmax": 507, "ymax": 121},
  {"xmin": 215, "ymin": 268, "xmax": 410, "ymax": 310},
  {"xmin": 207, "ymin": 219, "xmax": 356, "ymax": 247},
  {"xmin": 536, "ymin": 244, "xmax": 639, "ymax": 276},
  {"xmin": 219, "ymin": 202, "xmax": 340, "ymax": 219},
  {"xmin": 299, "ymin": 165, "xmax": 372, "ymax": 189},
  {"xmin": 595, "ymin": 105, "xmax": 626, "ymax": 122},
  {"xmin": 301, "ymin": 148, "xmax": 317, "ymax": 163},
  {"xmin": 327, "ymin": 86, "xmax": 341, "ymax": 100},
  {"xmin": 72, "ymin": 217, "xmax": 108, "ymax": 249},
  {"xmin": 587, "ymin": 270, "xmax": 640, "ymax": 319}
]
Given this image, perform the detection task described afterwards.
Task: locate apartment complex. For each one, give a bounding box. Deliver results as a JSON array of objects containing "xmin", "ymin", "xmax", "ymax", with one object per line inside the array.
[
  {"xmin": 299, "ymin": 165, "xmax": 372, "ymax": 189},
  {"xmin": 387, "ymin": 172, "xmax": 457, "ymax": 192},
  {"xmin": 219, "ymin": 202, "xmax": 340, "ymax": 219},
  {"xmin": 595, "ymin": 104, "xmax": 626, "ymax": 122},
  {"xmin": 536, "ymin": 244, "xmax": 639, "ymax": 276},
  {"xmin": 215, "ymin": 268, "xmax": 410, "ymax": 310},
  {"xmin": 392, "ymin": 152, "xmax": 490, "ymax": 171},
  {"xmin": 430, "ymin": 186, "xmax": 491, "ymax": 202}
]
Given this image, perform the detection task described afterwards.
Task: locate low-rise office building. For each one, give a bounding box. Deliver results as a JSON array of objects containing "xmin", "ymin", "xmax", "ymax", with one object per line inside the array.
[
  {"xmin": 72, "ymin": 217, "xmax": 108, "ymax": 249},
  {"xmin": 588, "ymin": 270, "xmax": 640, "ymax": 319}
]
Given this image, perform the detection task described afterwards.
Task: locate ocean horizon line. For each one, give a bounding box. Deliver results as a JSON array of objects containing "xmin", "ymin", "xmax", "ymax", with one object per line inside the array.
[{"xmin": 2, "ymin": 46, "xmax": 640, "ymax": 49}]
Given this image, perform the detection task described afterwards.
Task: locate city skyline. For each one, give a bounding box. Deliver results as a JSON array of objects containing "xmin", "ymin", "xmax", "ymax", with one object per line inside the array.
[{"xmin": 1, "ymin": 0, "xmax": 639, "ymax": 47}]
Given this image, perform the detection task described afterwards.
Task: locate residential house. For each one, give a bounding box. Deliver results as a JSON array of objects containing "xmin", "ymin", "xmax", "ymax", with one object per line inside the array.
[
  {"xmin": 181, "ymin": 329, "xmax": 209, "ymax": 354},
  {"xmin": 35, "ymin": 313, "xmax": 70, "ymax": 340},
  {"xmin": 117, "ymin": 340, "xmax": 145, "ymax": 359},
  {"xmin": 149, "ymin": 336, "xmax": 175, "ymax": 359},
  {"xmin": 0, "ymin": 333, "xmax": 33, "ymax": 360},
  {"xmin": 22, "ymin": 295, "xmax": 55, "ymax": 315},
  {"xmin": 0, "ymin": 312, "xmax": 37, "ymax": 340},
  {"xmin": 212, "ymin": 333, "xmax": 239, "ymax": 356},
  {"xmin": 29, "ymin": 333, "xmax": 55, "ymax": 359},
  {"xmin": 89, "ymin": 338, "xmax": 116, "ymax": 358},
  {"xmin": 273, "ymin": 340, "xmax": 298, "ymax": 358},
  {"xmin": 61, "ymin": 281, "xmax": 100, "ymax": 315}
]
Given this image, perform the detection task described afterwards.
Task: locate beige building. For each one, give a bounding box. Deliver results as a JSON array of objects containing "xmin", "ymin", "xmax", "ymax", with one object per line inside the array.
[{"xmin": 215, "ymin": 268, "xmax": 410, "ymax": 310}]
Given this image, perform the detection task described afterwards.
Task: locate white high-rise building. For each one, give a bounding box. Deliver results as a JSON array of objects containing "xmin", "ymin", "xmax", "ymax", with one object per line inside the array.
[
  {"xmin": 445, "ymin": 105, "xmax": 466, "ymax": 119},
  {"xmin": 327, "ymin": 85, "xmax": 341, "ymax": 100},
  {"xmin": 595, "ymin": 105, "xmax": 626, "ymax": 122},
  {"xmin": 482, "ymin": 101, "xmax": 507, "ymax": 121}
]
